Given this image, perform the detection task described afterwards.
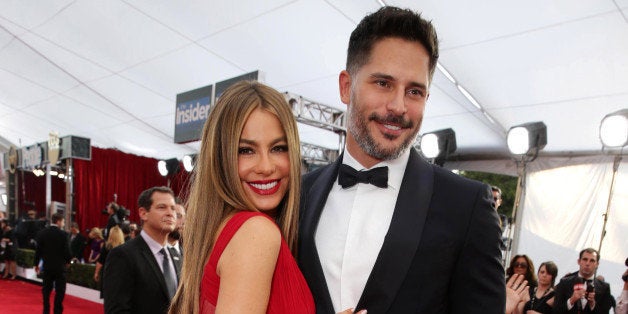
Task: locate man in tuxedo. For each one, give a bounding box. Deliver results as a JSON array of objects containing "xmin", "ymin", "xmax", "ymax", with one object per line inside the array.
[
  {"xmin": 298, "ymin": 6, "xmax": 505, "ymax": 313},
  {"xmin": 103, "ymin": 186, "xmax": 181, "ymax": 314},
  {"xmin": 554, "ymin": 248, "xmax": 613, "ymax": 313},
  {"xmin": 34, "ymin": 213, "xmax": 72, "ymax": 314}
]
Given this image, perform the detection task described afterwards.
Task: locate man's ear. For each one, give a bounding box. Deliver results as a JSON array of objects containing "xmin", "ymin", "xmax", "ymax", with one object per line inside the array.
[
  {"xmin": 138, "ymin": 207, "xmax": 148, "ymax": 221},
  {"xmin": 339, "ymin": 70, "xmax": 352, "ymax": 106}
]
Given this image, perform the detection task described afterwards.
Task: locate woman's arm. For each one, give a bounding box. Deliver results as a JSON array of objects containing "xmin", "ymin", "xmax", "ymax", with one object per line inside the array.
[
  {"xmin": 215, "ymin": 216, "xmax": 281, "ymax": 314},
  {"xmin": 94, "ymin": 261, "xmax": 103, "ymax": 282}
]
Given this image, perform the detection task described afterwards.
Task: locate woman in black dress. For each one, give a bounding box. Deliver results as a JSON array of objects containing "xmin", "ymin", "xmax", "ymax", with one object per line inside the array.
[{"xmin": 521, "ymin": 261, "xmax": 558, "ymax": 314}]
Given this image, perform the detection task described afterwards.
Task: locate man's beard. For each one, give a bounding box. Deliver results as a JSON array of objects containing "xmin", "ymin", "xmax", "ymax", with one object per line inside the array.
[{"xmin": 347, "ymin": 91, "xmax": 420, "ymax": 160}]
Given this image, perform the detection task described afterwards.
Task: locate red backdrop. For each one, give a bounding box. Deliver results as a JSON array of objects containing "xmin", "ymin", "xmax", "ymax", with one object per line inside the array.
[
  {"xmin": 72, "ymin": 147, "xmax": 191, "ymax": 232},
  {"xmin": 16, "ymin": 170, "xmax": 66, "ymax": 219}
]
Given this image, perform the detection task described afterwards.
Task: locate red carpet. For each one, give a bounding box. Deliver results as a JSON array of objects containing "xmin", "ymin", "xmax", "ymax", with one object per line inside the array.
[{"xmin": 0, "ymin": 278, "xmax": 103, "ymax": 313}]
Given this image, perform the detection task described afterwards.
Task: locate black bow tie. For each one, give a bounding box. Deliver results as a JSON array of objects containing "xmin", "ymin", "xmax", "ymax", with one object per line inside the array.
[{"xmin": 338, "ymin": 164, "xmax": 388, "ymax": 188}]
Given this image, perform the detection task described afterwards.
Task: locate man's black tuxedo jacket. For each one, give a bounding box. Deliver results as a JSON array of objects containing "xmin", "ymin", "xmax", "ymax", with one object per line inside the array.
[
  {"xmin": 298, "ymin": 149, "xmax": 505, "ymax": 314},
  {"xmin": 34, "ymin": 225, "xmax": 71, "ymax": 275},
  {"xmin": 103, "ymin": 235, "xmax": 181, "ymax": 314},
  {"xmin": 553, "ymin": 275, "xmax": 613, "ymax": 313},
  {"xmin": 70, "ymin": 233, "xmax": 87, "ymax": 260}
]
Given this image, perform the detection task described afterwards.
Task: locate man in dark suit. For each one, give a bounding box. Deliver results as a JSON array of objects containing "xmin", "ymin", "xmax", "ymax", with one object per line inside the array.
[
  {"xmin": 69, "ymin": 222, "xmax": 86, "ymax": 262},
  {"xmin": 297, "ymin": 6, "xmax": 504, "ymax": 314},
  {"xmin": 103, "ymin": 186, "xmax": 181, "ymax": 314},
  {"xmin": 554, "ymin": 248, "xmax": 613, "ymax": 313},
  {"xmin": 34, "ymin": 212, "xmax": 72, "ymax": 314}
]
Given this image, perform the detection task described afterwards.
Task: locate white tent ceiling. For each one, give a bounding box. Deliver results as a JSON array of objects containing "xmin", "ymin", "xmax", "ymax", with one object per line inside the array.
[{"xmin": 1, "ymin": 0, "xmax": 627, "ymax": 162}]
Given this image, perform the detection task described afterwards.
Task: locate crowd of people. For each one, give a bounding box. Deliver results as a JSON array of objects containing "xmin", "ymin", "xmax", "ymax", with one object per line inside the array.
[
  {"xmin": 1, "ymin": 5, "xmax": 627, "ymax": 314},
  {"xmin": 504, "ymin": 250, "xmax": 625, "ymax": 314}
]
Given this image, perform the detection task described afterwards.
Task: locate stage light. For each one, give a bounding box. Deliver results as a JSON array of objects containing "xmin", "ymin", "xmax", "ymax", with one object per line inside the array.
[
  {"xmin": 507, "ymin": 121, "xmax": 547, "ymax": 157},
  {"xmin": 418, "ymin": 128, "xmax": 457, "ymax": 165},
  {"xmin": 599, "ymin": 109, "xmax": 628, "ymax": 148},
  {"xmin": 182, "ymin": 154, "xmax": 197, "ymax": 172},
  {"xmin": 158, "ymin": 158, "xmax": 180, "ymax": 177}
]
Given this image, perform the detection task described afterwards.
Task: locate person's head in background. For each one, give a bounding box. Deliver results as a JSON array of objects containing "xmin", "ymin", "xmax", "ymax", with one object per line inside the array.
[
  {"xmin": 537, "ymin": 261, "xmax": 558, "ymax": 287},
  {"xmin": 89, "ymin": 227, "xmax": 103, "ymax": 240},
  {"xmin": 491, "ymin": 186, "xmax": 502, "ymax": 210},
  {"xmin": 577, "ymin": 247, "xmax": 600, "ymax": 279},
  {"xmin": 507, "ymin": 254, "xmax": 538, "ymax": 287},
  {"xmin": 51, "ymin": 212, "xmax": 65, "ymax": 228},
  {"xmin": 340, "ymin": 6, "xmax": 439, "ymax": 168},
  {"xmin": 70, "ymin": 222, "xmax": 80, "ymax": 235},
  {"xmin": 106, "ymin": 225, "xmax": 125, "ymax": 249}
]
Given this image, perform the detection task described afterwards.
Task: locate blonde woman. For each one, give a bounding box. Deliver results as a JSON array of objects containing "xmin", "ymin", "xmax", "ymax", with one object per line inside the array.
[
  {"xmin": 87, "ymin": 227, "xmax": 104, "ymax": 264},
  {"xmin": 94, "ymin": 225, "xmax": 124, "ymax": 298}
]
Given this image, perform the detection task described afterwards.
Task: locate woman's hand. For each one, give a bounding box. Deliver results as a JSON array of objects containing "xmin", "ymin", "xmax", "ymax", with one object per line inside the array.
[{"xmin": 506, "ymin": 274, "xmax": 529, "ymax": 314}]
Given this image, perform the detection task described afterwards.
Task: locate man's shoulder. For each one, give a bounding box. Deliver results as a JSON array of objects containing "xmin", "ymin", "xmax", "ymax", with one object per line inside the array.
[
  {"xmin": 113, "ymin": 236, "xmax": 145, "ymax": 252},
  {"xmin": 302, "ymin": 163, "xmax": 335, "ymax": 186}
]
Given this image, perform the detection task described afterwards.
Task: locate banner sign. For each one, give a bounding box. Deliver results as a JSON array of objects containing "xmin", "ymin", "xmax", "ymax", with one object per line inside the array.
[
  {"xmin": 174, "ymin": 71, "xmax": 260, "ymax": 144},
  {"xmin": 215, "ymin": 71, "xmax": 260, "ymax": 100},
  {"xmin": 174, "ymin": 84, "xmax": 213, "ymax": 144},
  {"xmin": 48, "ymin": 131, "xmax": 60, "ymax": 165}
]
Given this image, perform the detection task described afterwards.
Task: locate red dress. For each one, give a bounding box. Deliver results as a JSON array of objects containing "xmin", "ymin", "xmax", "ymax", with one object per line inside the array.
[{"xmin": 200, "ymin": 211, "xmax": 315, "ymax": 314}]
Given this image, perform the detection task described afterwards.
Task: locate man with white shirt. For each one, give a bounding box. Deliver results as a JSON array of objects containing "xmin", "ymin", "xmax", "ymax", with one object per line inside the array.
[
  {"xmin": 167, "ymin": 201, "xmax": 185, "ymax": 257},
  {"xmin": 298, "ymin": 6, "xmax": 504, "ymax": 314},
  {"xmin": 554, "ymin": 248, "xmax": 613, "ymax": 313},
  {"xmin": 103, "ymin": 186, "xmax": 180, "ymax": 314}
]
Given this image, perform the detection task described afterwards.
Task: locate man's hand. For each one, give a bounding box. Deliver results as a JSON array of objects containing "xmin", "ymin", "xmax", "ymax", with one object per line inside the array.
[
  {"xmin": 586, "ymin": 291, "xmax": 596, "ymax": 309},
  {"xmin": 34, "ymin": 265, "xmax": 40, "ymax": 274},
  {"xmin": 569, "ymin": 283, "xmax": 586, "ymax": 305}
]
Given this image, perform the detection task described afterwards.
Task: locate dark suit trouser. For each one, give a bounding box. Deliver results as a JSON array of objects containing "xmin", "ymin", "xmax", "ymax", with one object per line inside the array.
[{"xmin": 42, "ymin": 271, "xmax": 66, "ymax": 314}]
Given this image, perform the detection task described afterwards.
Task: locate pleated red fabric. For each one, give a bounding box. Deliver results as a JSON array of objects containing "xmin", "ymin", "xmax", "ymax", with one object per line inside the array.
[{"xmin": 200, "ymin": 211, "xmax": 315, "ymax": 314}]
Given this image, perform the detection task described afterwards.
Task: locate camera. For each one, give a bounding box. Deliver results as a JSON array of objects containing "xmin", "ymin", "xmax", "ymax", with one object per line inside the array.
[{"xmin": 586, "ymin": 282, "xmax": 595, "ymax": 293}]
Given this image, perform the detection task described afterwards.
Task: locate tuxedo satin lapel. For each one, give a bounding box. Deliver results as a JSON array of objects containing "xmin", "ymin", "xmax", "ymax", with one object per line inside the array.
[
  {"xmin": 356, "ymin": 150, "xmax": 434, "ymax": 313},
  {"xmin": 299, "ymin": 157, "xmax": 342, "ymax": 313},
  {"xmin": 138, "ymin": 237, "xmax": 170, "ymax": 300}
]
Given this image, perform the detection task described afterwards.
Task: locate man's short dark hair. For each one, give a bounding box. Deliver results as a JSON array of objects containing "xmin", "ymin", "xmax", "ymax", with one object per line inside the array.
[
  {"xmin": 579, "ymin": 247, "xmax": 600, "ymax": 261},
  {"xmin": 137, "ymin": 186, "xmax": 174, "ymax": 211},
  {"xmin": 491, "ymin": 186, "xmax": 502, "ymax": 197},
  {"xmin": 51, "ymin": 213, "xmax": 64, "ymax": 224},
  {"xmin": 347, "ymin": 6, "xmax": 439, "ymax": 80}
]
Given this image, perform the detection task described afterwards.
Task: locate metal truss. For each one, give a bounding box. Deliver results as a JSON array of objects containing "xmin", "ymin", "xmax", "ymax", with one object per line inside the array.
[
  {"xmin": 284, "ymin": 92, "xmax": 346, "ymax": 134},
  {"xmin": 300, "ymin": 142, "xmax": 339, "ymax": 165}
]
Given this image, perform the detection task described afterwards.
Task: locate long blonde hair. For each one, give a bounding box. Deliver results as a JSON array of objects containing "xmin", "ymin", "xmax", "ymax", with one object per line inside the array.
[
  {"xmin": 169, "ymin": 81, "xmax": 301, "ymax": 314},
  {"xmin": 105, "ymin": 225, "xmax": 125, "ymax": 250}
]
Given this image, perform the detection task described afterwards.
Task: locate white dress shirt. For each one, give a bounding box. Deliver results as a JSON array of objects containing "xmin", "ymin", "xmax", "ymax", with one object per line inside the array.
[
  {"xmin": 140, "ymin": 231, "xmax": 177, "ymax": 284},
  {"xmin": 315, "ymin": 148, "xmax": 410, "ymax": 311}
]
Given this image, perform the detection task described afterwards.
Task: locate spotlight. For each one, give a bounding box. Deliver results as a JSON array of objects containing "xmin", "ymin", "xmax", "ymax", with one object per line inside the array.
[
  {"xmin": 418, "ymin": 128, "xmax": 457, "ymax": 166},
  {"xmin": 182, "ymin": 154, "xmax": 197, "ymax": 172},
  {"xmin": 599, "ymin": 109, "xmax": 628, "ymax": 148},
  {"xmin": 507, "ymin": 121, "xmax": 547, "ymax": 158},
  {"xmin": 157, "ymin": 158, "xmax": 180, "ymax": 176}
]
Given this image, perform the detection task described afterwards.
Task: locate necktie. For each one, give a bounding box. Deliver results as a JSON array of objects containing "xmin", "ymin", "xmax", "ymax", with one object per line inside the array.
[
  {"xmin": 338, "ymin": 164, "xmax": 388, "ymax": 188},
  {"xmin": 159, "ymin": 248, "xmax": 177, "ymax": 299},
  {"xmin": 168, "ymin": 246, "xmax": 182, "ymax": 278}
]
